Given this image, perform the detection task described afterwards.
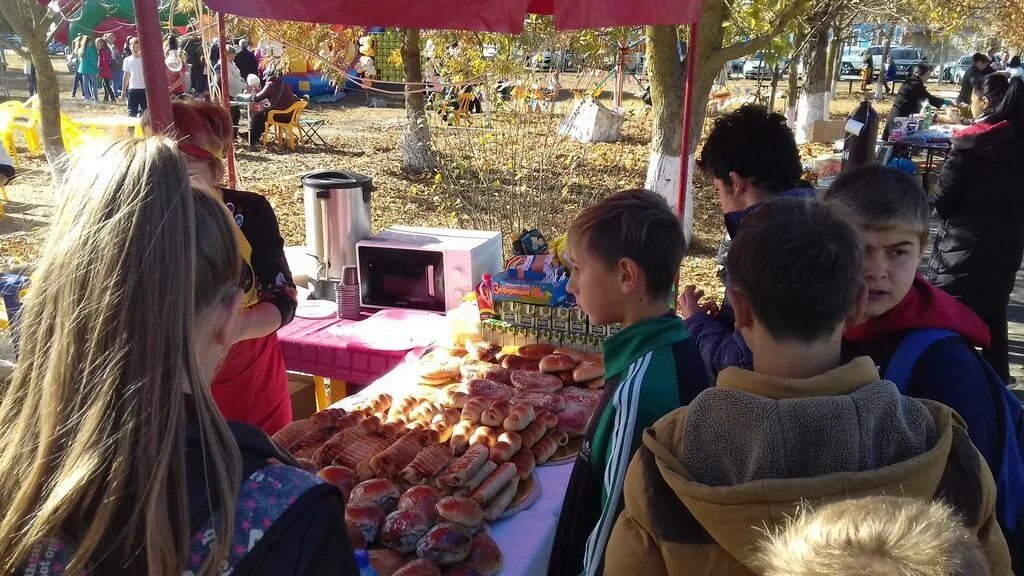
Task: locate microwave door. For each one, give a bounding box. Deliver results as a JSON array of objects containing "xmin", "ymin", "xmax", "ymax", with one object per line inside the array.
[{"xmin": 360, "ymin": 247, "xmax": 446, "ymax": 311}]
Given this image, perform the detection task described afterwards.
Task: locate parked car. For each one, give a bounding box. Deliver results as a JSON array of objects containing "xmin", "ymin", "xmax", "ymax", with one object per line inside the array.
[
  {"xmin": 940, "ymin": 55, "xmax": 977, "ymax": 84},
  {"xmin": 47, "ymin": 41, "xmax": 67, "ymax": 55},
  {"xmin": 840, "ymin": 45, "xmax": 924, "ymax": 80},
  {"xmin": 529, "ymin": 50, "xmax": 584, "ymax": 72},
  {"xmin": 743, "ymin": 53, "xmax": 803, "ymax": 79}
]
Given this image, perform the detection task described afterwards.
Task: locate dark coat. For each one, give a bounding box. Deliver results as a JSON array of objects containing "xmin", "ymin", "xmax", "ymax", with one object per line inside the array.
[
  {"xmin": 959, "ymin": 64, "xmax": 996, "ymax": 104},
  {"xmin": 926, "ymin": 120, "xmax": 1024, "ymax": 318},
  {"xmin": 236, "ymin": 48, "xmax": 260, "ymax": 82},
  {"xmin": 883, "ymin": 76, "xmax": 946, "ymax": 139}
]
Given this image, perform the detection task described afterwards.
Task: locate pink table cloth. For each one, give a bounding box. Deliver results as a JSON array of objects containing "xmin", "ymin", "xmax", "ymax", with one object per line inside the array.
[{"xmin": 277, "ymin": 316, "xmax": 411, "ymax": 385}]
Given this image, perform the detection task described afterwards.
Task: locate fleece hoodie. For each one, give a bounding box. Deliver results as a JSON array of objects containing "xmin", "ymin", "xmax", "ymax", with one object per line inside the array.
[
  {"xmin": 549, "ymin": 313, "xmax": 709, "ymax": 576},
  {"xmin": 844, "ymin": 274, "xmax": 999, "ymax": 468},
  {"xmin": 604, "ymin": 358, "xmax": 1012, "ymax": 575}
]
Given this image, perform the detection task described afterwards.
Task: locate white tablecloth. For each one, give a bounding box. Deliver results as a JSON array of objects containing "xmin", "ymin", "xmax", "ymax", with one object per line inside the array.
[{"xmin": 332, "ymin": 359, "xmax": 575, "ymax": 575}]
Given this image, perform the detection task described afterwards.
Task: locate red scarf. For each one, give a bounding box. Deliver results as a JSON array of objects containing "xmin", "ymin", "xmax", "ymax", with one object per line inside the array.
[{"xmin": 845, "ymin": 274, "xmax": 992, "ymax": 348}]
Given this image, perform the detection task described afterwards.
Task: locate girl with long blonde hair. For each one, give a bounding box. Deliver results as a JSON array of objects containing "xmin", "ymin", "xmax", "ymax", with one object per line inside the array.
[{"xmin": 0, "ymin": 138, "xmax": 356, "ymax": 575}]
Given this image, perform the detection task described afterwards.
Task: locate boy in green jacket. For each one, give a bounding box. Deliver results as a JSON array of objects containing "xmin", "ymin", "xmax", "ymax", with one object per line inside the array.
[{"xmin": 548, "ymin": 189, "xmax": 710, "ymax": 576}]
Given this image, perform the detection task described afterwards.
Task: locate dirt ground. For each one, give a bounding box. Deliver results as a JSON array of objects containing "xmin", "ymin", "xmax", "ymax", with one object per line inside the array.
[{"xmin": 2, "ymin": 53, "xmax": 957, "ymax": 302}]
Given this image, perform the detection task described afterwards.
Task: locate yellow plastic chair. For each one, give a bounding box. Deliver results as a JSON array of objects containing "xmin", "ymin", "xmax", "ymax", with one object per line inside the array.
[
  {"xmin": 263, "ymin": 98, "xmax": 308, "ymax": 151},
  {"xmin": 0, "ymin": 99, "xmax": 41, "ymax": 162},
  {"xmin": 454, "ymin": 93, "xmax": 475, "ymax": 126},
  {"xmin": 59, "ymin": 114, "xmax": 86, "ymax": 152}
]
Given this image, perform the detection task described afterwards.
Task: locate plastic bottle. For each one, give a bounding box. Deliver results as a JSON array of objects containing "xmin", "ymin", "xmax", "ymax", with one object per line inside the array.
[
  {"xmin": 475, "ymin": 274, "xmax": 496, "ymax": 321},
  {"xmin": 354, "ymin": 550, "xmax": 377, "ymax": 576}
]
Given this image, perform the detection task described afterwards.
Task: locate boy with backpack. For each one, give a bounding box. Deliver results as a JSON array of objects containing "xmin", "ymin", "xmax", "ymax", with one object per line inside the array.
[
  {"xmin": 603, "ymin": 197, "xmax": 1011, "ymax": 575},
  {"xmin": 825, "ymin": 165, "xmax": 1024, "ymax": 569},
  {"xmin": 547, "ymin": 190, "xmax": 709, "ymax": 576}
]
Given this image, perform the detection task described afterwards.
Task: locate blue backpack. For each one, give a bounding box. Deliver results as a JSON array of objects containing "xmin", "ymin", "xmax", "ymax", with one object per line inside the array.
[{"xmin": 887, "ymin": 329, "xmax": 1024, "ymax": 543}]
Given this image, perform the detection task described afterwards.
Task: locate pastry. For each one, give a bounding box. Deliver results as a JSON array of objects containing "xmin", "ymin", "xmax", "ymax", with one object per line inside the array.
[
  {"xmin": 392, "ymin": 559, "xmax": 442, "ymax": 576},
  {"xmin": 398, "ymin": 485, "xmax": 443, "ymax": 520},
  {"xmin": 460, "ymin": 396, "xmax": 491, "ymax": 424},
  {"xmin": 316, "ymin": 465, "xmax": 357, "ymax": 502},
  {"xmin": 518, "ymin": 419, "xmax": 548, "ymax": 449},
  {"xmin": 369, "ymin": 549, "xmax": 406, "ymax": 576},
  {"xmin": 400, "ymin": 444, "xmax": 452, "ymax": 485},
  {"xmin": 573, "ymin": 358, "xmax": 604, "ymax": 383},
  {"xmin": 539, "ymin": 353, "xmax": 578, "ymax": 373},
  {"xmin": 449, "ymin": 421, "xmax": 475, "ymax": 456},
  {"xmin": 510, "ymin": 391, "xmax": 566, "ymax": 414},
  {"xmin": 271, "ymin": 419, "xmax": 316, "ymax": 450},
  {"xmin": 480, "ymin": 401, "xmax": 510, "ymax": 428},
  {"xmin": 380, "ymin": 509, "xmax": 434, "ymax": 554},
  {"xmin": 470, "ymin": 462, "xmax": 517, "ymax": 505},
  {"xmin": 482, "ymin": 477, "xmax": 519, "ymax": 521},
  {"xmin": 553, "ymin": 347, "xmax": 586, "ymax": 363},
  {"xmin": 349, "ymin": 478, "xmax": 401, "ymax": 511},
  {"xmin": 439, "ymin": 444, "xmax": 489, "ymax": 487},
  {"xmin": 466, "ymin": 379, "xmax": 514, "ymax": 403},
  {"xmin": 416, "ymin": 523, "xmax": 473, "ymax": 565},
  {"xmin": 502, "ymin": 403, "xmax": 535, "ymax": 432},
  {"xmin": 468, "ymin": 426, "xmax": 497, "ymax": 447},
  {"xmin": 510, "ymin": 448, "xmax": 536, "ymax": 480},
  {"xmin": 510, "ymin": 370, "xmax": 563, "ymax": 393},
  {"xmin": 461, "ymin": 360, "xmax": 511, "ymax": 384},
  {"xmin": 517, "ymin": 343, "xmax": 556, "ymax": 361},
  {"xmin": 435, "ymin": 496, "xmax": 484, "ymax": 532},
  {"xmin": 345, "ymin": 501, "xmax": 386, "ymax": 543}
]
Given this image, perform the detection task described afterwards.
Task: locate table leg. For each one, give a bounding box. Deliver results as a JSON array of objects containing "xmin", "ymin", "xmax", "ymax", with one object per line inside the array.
[
  {"xmin": 313, "ymin": 375, "xmax": 330, "ymax": 411},
  {"xmin": 330, "ymin": 379, "xmax": 349, "ymax": 403}
]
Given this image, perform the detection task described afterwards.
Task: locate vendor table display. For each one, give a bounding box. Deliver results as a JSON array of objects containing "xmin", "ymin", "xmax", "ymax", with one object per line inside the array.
[{"xmin": 272, "ymin": 336, "xmax": 604, "ymax": 575}]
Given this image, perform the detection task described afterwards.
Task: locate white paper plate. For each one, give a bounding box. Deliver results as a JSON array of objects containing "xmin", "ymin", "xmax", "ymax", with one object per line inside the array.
[{"xmin": 295, "ymin": 299, "xmax": 337, "ymax": 319}]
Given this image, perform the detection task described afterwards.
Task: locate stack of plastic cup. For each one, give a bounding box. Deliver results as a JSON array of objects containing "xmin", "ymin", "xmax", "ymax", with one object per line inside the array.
[{"xmin": 336, "ymin": 265, "xmax": 361, "ymax": 320}]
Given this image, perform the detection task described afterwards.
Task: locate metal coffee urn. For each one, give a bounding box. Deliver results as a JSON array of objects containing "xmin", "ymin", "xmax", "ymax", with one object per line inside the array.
[
  {"xmin": 842, "ymin": 98, "xmax": 880, "ymax": 171},
  {"xmin": 301, "ymin": 170, "xmax": 374, "ymax": 284}
]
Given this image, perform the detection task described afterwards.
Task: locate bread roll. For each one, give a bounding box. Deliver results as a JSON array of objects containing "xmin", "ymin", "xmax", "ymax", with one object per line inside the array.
[
  {"xmin": 553, "ymin": 347, "xmax": 586, "ymax": 363},
  {"xmin": 531, "ymin": 431, "xmax": 560, "ymax": 464},
  {"xmin": 488, "ymin": 432, "xmax": 522, "ymax": 464},
  {"xmin": 517, "ymin": 343, "xmax": 556, "ymax": 361},
  {"xmin": 539, "ymin": 353, "xmax": 577, "ymax": 373},
  {"xmin": 482, "ymin": 477, "xmax": 519, "ymax": 521},
  {"xmin": 449, "ymin": 421, "xmax": 474, "ymax": 456},
  {"xmin": 460, "ymin": 396, "xmax": 490, "ymax": 424},
  {"xmin": 417, "ymin": 523, "xmax": 473, "ymax": 566},
  {"xmin": 393, "ymin": 559, "xmax": 442, "ymax": 576},
  {"xmin": 469, "ymin": 426, "xmax": 497, "ymax": 447},
  {"xmin": 510, "ymin": 448, "xmax": 536, "ymax": 480},
  {"xmin": 519, "ymin": 419, "xmax": 548, "ymax": 449},
  {"xmin": 398, "ymin": 485, "xmax": 443, "ymax": 520},
  {"xmin": 369, "ymin": 549, "xmax": 406, "ymax": 576},
  {"xmin": 502, "ymin": 403, "xmax": 535, "ymax": 432},
  {"xmin": 573, "ymin": 359, "xmax": 604, "ymax": 383},
  {"xmin": 480, "ymin": 401, "xmax": 510, "ymax": 428},
  {"xmin": 470, "ymin": 462, "xmax": 517, "ymax": 505},
  {"xmin": 435, "ymin": 496, "xmax": 484, "ymax": 532},
  {"xmin": 536, "ymin": 410, "xmax": 559, "ymax": 430},
  {"xmin": 380, "ymin": 509, "xmax": 433, "ymax": 554}
]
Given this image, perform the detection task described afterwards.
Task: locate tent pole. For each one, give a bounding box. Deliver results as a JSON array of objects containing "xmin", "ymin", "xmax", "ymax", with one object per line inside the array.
[
  {"xmin": 217, "ymin": 13, "xmax": 237, "ymax": 188},
  {"xmin": 133, "ymin": 0, "xmax": 172, "ymax": 132},
  {"xmin": 677, "ymin": 22, "xmax": 699, "ymax": 219}
]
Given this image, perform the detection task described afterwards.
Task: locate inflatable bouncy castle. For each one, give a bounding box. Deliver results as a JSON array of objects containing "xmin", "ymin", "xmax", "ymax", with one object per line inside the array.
[{"xmin": 53, "ymin": 0, "xmax": 190, "ymax": 51}]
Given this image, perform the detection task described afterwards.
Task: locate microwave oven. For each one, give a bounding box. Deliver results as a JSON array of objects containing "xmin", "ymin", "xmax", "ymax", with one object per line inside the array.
[{"xmin": 356, "ymin": 226, "xmax": 503, "ymax": 312}]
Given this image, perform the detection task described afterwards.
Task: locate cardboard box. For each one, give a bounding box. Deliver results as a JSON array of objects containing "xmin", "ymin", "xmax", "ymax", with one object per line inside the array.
[
  {"xmin": 606, "ymin": 323, "xmax": 623, "ymax": 337},
  {"xmin": 492, "ymin": 269, "xmax": 569, "ymax": 306},
  {"xmin": 569, "ymin": 307, "xmax": 589, "ymax": 335},
  {"xmin": 535, "ymin": 306, "xmax": 552, "ymax": 330},
  {"xmin": 519, "ymin": 304, "xmax": 537, "ymax": 328},
  {"xmin": 288, "ymin": 374, "xmax": 318, "ymax": 421},
  {"xmin": 810, "ymin": 119, "xmax": 846, "ymax": 144},
  {"xmin": 589, "ymin": 322, "xmax": 607, "ymax": 338},
  {"xmin": 500, "ymin": 301, "xmax": 519, "ymax": 325},
  {"xmin": 552, "ymin": 307, "xmax": 571, "ymax": 332}
]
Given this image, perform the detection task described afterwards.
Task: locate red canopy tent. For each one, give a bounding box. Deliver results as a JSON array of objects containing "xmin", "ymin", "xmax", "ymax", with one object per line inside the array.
[{"xmin": 131, "ymin": 0, "xmax": 702, "ymax": 217}]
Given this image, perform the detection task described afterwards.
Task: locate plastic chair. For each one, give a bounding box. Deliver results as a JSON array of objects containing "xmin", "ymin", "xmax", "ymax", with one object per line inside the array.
[
  {"xmin": 0, "ymin": 99, "xmax": 41, "ymax": 162},
  {"xmin": 59, "ymin": 114, "xmax": 86, "ymax": 152},
  {"xmin": 454, "ymin": 93, "xmax": 475, "ymax": 126},
  {"xmin": 263, "ymin": 98, "xmax": 308, "ymax": 151}
]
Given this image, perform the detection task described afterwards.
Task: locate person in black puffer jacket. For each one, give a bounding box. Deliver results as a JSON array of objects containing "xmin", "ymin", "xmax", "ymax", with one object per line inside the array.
[{"xmin": 927, "ymin": 74, "xmax": 1024, "ymax": 382}]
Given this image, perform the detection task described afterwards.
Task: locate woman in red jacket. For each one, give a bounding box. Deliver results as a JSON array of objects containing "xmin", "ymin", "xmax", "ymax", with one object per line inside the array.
[
  {"xmin": 144, "ymin": 99, "xmax": 297, "ymax": 434},
  {"xmin": 96, "ymin": 37, "xmax": 115, "ymax": 102}
]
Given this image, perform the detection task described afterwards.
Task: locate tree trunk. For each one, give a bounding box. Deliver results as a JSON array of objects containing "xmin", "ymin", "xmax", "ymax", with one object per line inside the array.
[
  {"xmin": 644, "ymin": 25, "xmax": 688, "ymax": 234},
  {"xmin": 400, "ymin": 28, "xmax": 435, "ymax": 174},
  {"xmin": 796, "ymin": 11, "xmax": 834, "ymax": 142},
  {"xmin": 0, "ymin": 0, "xmax": 65, "ymax": 169},
  {"xmin": 787, "ymin": 28, "xmax": 804, "ymax": 125}
]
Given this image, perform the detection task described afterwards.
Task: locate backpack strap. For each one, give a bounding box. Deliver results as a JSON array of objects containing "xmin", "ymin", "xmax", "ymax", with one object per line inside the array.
[
  {"xmin": 183, "ymin": 464, "xmax": 325, "ymax": 575},
  {"xmin": 18, "ymin": 538, "xmax": 86, "ymax": 575},
  {"xmin": 884, "ymin": 329, "xmax": 961, "ymax": 391}
]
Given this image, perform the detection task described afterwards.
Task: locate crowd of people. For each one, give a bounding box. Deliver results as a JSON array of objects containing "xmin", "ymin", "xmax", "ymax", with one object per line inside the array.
[
  {"xmin": 2, "ymin": 48, "xmax": 1024, "ymax": 576},
  {"xmin": 60, "ymin": 31, "xmax": 291, "ymax": 136}
]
